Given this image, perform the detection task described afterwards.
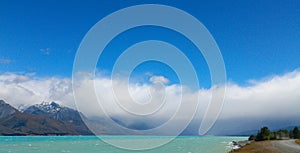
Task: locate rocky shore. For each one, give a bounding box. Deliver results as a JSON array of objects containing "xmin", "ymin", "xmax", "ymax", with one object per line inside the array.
[{"xmin": 230, "ymin": 140, "xmax": 252, "ymax": 151}]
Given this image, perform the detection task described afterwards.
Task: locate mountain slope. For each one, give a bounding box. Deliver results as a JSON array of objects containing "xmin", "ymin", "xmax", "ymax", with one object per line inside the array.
[
  {"xmin": 24, "ymin": 102, "xmax": 92, "ymax": 135},
  {"xmin": 0, "ymin": 112, "xmax": 79, "ymax": 135},
  {"xmin": 0, "ymin": 100, "xmax": 17, "ymax": 119},
  {"xmin": 0, "ymin": 100, "xmax": 93, "ymax": 136},
  {"xmin": 0, "ymin": 124, "xmax": 21, "ymax": 135}
]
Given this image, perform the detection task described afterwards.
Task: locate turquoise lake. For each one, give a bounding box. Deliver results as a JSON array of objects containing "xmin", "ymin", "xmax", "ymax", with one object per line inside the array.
[{"xmin": 0, "ymin": 136, "xmax": 247, "ymax": 153}]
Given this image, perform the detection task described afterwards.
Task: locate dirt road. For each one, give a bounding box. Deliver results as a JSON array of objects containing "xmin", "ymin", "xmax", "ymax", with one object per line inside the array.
[{"xmin": 272, "ymin": 139, "xmax": 300, "ymax": 153}]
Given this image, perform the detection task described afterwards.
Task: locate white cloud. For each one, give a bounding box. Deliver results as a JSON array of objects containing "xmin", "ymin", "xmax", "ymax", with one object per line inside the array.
[
  {"xmin": 221, "ymin": 70, "xmax": 300, "ymax": 119},
  {"xmin": 149, "ymin": 76, "xmax": 169, "ymax": 85},
  {"xmin": 0, "ymin": 73, "xmax": 74, "ymax": 109},
  {"xmin": 0, "ymin": 70, "xmax": 300, "ymax": 126}
]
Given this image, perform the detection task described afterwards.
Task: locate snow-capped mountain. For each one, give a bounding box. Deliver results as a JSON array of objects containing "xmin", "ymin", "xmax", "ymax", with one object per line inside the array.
[
  {"xmin": 24, "ymin": 101, "xmax": 92, "ymax": 135},
  {"xmin": 0, "ymin": 100, "xmax": 93, "ymax": 135},
  {"xmin": 24, "ymin": 102, "xmax": 85, "ymax": 125},
  {"xmin": 25, "ymin": 101, "xmax": 63, "ymax": 114}
]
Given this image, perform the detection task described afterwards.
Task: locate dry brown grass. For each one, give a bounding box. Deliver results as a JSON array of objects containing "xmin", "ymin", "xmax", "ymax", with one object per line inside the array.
[
  {"xmin": 296, "ymin": 139, "xmax": 300, "ymax": 145},
  {"xmin": 230, "ymin": 141, "xmax": 282, "ymax": 153}
]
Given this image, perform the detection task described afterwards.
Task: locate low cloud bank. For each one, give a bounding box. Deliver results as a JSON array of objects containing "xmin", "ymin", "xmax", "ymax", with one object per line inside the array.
[{"xmin": 0, "ymin": 70, "xmax": 300, "ymax": 131}]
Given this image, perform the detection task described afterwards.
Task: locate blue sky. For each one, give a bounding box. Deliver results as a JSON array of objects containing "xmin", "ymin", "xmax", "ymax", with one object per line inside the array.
[
  {"xmin": 1, "ymin": 1, "xmax": 300, "ymax": 135},
  {"xmin": 0, "ymin": 0, "xmax": 300, "ymax": 88}
]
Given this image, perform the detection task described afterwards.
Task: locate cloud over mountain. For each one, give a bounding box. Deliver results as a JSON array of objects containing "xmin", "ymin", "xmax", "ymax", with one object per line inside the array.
[{"xmin": 0, "ymin": 69, "xmax": 300, "ymax": 134}]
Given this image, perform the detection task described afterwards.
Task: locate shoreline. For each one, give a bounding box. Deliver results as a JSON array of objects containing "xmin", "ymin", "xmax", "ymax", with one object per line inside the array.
[
  {"xmin": 230, "ymin": 140, "xmax": 280, "ymax": 153},
  {"xmin": 230, "ymin": 139, "xmax": 300, "ymax": 153},
  {"xmin": 230, "ymin": 140, "xmax": 252, "ymax": 151}
]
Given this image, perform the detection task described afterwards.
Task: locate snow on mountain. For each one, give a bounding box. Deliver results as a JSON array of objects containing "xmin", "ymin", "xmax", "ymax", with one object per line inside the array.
[{"xmin": 34, "ymin": 101, "xmax": 63, "ymax": 113}]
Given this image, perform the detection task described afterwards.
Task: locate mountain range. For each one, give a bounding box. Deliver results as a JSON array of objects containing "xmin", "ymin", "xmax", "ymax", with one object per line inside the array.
[
  {"xmin": 0, "ymin": 100, "xmax": 147, "ymax": 136},
  {"xmin": 1, "ymin": 99, "xmax": 299, "ymax": 136},
  {"xmin": 0, "ymin": 100, "xmax": 92, "ymax": 136}
]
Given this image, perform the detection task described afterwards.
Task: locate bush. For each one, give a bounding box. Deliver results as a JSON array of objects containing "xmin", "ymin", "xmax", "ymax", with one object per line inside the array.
[
  {"xmin": 250, "ymin": 126, "xmax": 300, "ymax": 141},
  {"xmin": 255, "ymin": 127, "xmax": 271, "ymax": 141},
  {"xmin": 248, "ymin": 135, "xmax": 256, "ymax": 141},
  {"xmin": 293, "ymin": 127, "xmax": 300, "ymax": 139}
]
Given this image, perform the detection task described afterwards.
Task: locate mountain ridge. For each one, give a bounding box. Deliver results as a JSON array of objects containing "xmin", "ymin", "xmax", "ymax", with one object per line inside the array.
[
  {"xmin": 24, "ymin": 101, "xmax": 92, "ymax": 135},
  {"xmin": 0, "ymin": 100, "xmax": 17, "ymax": 119},
  {"xmin": 0, "ymin": 100, "xmax": 93, "ymax": 136}
]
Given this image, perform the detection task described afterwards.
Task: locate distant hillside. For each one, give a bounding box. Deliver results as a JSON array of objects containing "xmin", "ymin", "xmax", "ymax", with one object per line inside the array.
[
  {"xmin": 24, "ymin": 102, "xmax": 92, "ymax": 135},
  {"xmin": 0, "ymin": 100, "xmax": 93, "ymax": 136},
  {"xmin": 0, "ymin": 112, "xmax": 79, "ymax": 135},
  {"xmin": 205, "ymin": 117, "xmax": 300, "ymax": 136},
  {"xmin": 232, "ymin": 126, "xmax": 300, "ymax": 136}
]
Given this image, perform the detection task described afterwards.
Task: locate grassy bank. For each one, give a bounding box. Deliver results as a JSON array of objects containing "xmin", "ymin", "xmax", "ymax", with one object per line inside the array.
[
  {"xmin": 230, "ymin": 141, "xmax": 282, "ymax": 153},
  {"xmin": 296, "ymin": 139, "xmax": 300, "ymax": 145}
]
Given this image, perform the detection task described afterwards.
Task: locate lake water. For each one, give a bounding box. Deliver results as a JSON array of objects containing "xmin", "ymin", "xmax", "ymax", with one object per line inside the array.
[{"xmin": 0, "ymin": 136, "xmax": 247, "ymax": 153}]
